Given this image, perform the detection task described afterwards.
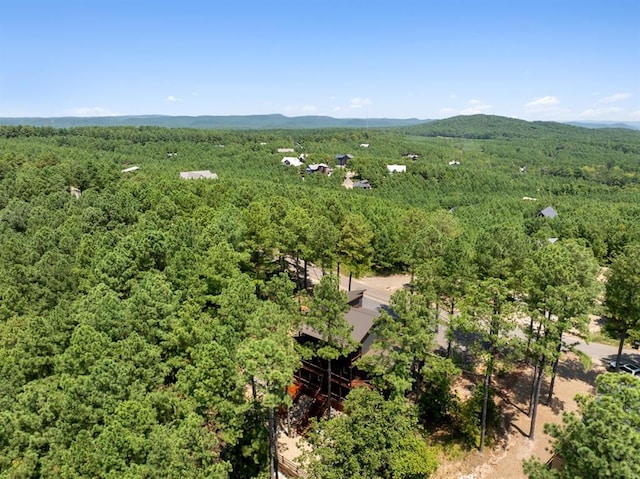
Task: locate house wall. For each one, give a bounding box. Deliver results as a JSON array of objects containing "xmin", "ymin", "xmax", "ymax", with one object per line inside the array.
[{"xmin": 293, "ymin": 334, "xmax": 368, "ymax": 403}]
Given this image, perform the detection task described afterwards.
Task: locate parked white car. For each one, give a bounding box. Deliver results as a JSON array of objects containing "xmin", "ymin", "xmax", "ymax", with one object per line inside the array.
[{"xmin": 608, "ymin": 360, "xmax": 640, "ymax": 377}]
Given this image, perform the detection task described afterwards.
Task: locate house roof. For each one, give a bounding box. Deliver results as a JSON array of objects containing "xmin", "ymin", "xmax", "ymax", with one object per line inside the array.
[
  {"xmin": 386, "ymin": 164, "xmax": 406, "ymax": 173},
  {"xmin": 299, "ymin": 304, "xmax": 379, "ymax": 345},
  {"xmin": 345, "ymin": 307, "xmax": 379, "ymax": 343},
  {"xmin": 282, "ymin": 157, "xmax": 303, "ymax": 167},
  {"xmin": 539, "ymin": 206, "xmax": 558, "ymax": 218},
  {"xmin": 121, "ymin": 166, "xmax": 140, "ymax": 173},
  {"xmin": 306, "ymin": 163, "xmax": 330, "ymax": 172},
  {"xmin": 346, "ymin": 289, "xmax": 366, "ymax": 307},
  {"xmin": 278, "ymin": 148, "xmax": 295, "ymax": 153},
  {"xmin": 353, "ymin": 180, "xmax": 371, "ymax": 189},
  {"xmin": 179, "ymin": 170, "xmax": 218, "ymax": 180},
  {"xmin": 335, "ymin": 154, "xmax": 354, "ymax": 160}
]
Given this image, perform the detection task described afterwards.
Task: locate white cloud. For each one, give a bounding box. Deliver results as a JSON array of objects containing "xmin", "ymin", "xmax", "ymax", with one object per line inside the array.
[
  {"xmin": 165, "ymin": 95, "xmax": 180, "ymax": 103},
  {"xmin": 525, "ymin": 96, "xmax": 560, "ymax": 109},
  {"xmin": 438, "ymin": 99, "xmax": 492, "ymax": 117},
  {"xmin": 348, "ymin": 96, "xmax": 372, "ymax": 109},
  {"xmin": 599, "ymin": 92, "xmax": 630, "ymax": 104},
  {"xmin": 283, "ymin": 104, "xmax": 317, "ymax": 114},
  {"xmin": 331, "ymin": 97, "xmax": 372, "ymax": 115},
  {"xmin": 449, "ymin": 94, "xmax": 457, "ymax": 100},
  {"xmin": 460, "ymin": 99, "xmax": 492, "ymax": 115},
  {"xmin": 69, "ymin": 106, "xmax": 118, "ymax": 116},
  {"xmin": 439, "ymin": 107, "xmax": 457, "ymax": 116},
  {"xmin": 630, "ymin": 110, "xmax": 640, "ymax": 119},
  {"xmin": 460, "ymin": 106, "xmax": 492, "ymax": 115},
  {"xmin": 579, "ymin": 107, "xmax": 623, "ymax": 119}
]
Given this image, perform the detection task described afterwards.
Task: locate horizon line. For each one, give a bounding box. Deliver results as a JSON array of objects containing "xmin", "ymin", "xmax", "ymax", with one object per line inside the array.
[{"xmin": 0, "ymin": 113, "xmax": 638, "ymax": 124}]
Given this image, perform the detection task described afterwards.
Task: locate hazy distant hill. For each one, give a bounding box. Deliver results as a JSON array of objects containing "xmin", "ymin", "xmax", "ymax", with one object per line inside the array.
[
  {"xmin": 566, "ymin": 121, "xmax": 640, "ymax": 130},
  {"xmin": 402, "ymin": 114, "xmax": 640, "ymax": 139},
  {"xmin": 1, "ymin": 113, "xmax": 638, "ymax": 133},
  {"xmin": 0, "ymin": 114, "xmax": 427, "ymax": 130}
]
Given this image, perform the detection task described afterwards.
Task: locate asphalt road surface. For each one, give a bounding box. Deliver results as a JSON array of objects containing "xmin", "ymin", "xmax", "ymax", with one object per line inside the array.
[{"xmin": 304, "ymin": 264, "xmax": 640, "ymax": 371}]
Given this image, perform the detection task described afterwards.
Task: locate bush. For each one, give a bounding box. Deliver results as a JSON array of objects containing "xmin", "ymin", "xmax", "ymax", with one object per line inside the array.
[
  {"xmin": 419, "ymin": 356, "xmax": 461, "ymax": 425},
  {"xmin": 452, "ymin": 385, "xmax": 499, "ymax": 448}
]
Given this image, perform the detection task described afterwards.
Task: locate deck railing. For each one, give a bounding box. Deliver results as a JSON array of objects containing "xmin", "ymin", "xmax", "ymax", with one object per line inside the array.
[{"xmin": 278, "ymin": 456, "xmax": 307, "ymax": 478}]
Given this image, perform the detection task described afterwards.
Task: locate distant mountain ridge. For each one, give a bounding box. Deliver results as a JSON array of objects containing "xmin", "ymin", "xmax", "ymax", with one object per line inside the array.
[
  {"xmin": 566, "ymin": 121, "xmax": 640, "ymax": 130},
  {"xmin": 0, "ymin": 114, "xmax": 427, "ymax": 130},
  {"xmin": 0, "ymin": 113, "xmax": 638, "ymax": 131},
  {"xmin": 399, "ymin": 114, "xmax": 640, "ymax": 140}
]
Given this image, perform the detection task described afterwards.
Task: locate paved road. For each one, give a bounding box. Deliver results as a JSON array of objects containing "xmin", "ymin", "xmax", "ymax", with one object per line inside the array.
[
  {"xmin": 567, "ymin": 332, "xmax": 640, "ymax": 369},
  {"xmin": 305, "ymin": 264, "xmax": 640, "ymax": 369}
]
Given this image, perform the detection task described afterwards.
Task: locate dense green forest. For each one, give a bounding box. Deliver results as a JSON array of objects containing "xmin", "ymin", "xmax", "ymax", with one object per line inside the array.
[{"xmin": 0, "ymin": 115, "xmax": 639, "ymax": 478}]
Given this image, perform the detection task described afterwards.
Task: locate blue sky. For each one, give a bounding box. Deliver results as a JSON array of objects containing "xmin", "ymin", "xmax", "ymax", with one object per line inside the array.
[{"xmin": 1, "ymin": 0, "xmax": 639, "ymax": 121}]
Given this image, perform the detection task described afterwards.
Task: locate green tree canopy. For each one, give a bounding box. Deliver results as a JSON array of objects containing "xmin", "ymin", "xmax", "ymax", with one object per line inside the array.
[
  {"xmin": 524, "ymin": 373, "xmax": 640, "ymax": 479},
  {"xmin": 605, "ymin": 243, "xmax": 640, "ymax": 368},
  {"xmin": 302, "ymin": 388, "xmax": 438, "ymax": 479}
]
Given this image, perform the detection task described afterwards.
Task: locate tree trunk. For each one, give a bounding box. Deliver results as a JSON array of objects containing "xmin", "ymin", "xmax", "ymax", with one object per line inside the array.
[
  {"xmin": 348, "ymin": 272, "xmax": 352, "ymax": 291},
  {"xmin": 528, "ymin": 362, "xmax": 537, "ymax": 417},
  {"xmin": 268, "ymin": 407, "xmax": 278, "ymax": 479},
  {"xmin": 526, "ymin": 315, "xmax": 534, "ymax": 353},
  {"xmin": 412, "ymin": 357, "xmax": 424, "ymax": 396},
  {"xmin": 529, "ymin": 356, "xmax": 546, "ymax": 440},
  {"xmin": 295, "ymin": 254, "xmax": 300, "ymax": 290},
  {"xmin": 251, "ymin": 376, "xmax": 257, "ymax": 402},
  {"xmin": 337, "ymin": 262, "xmax": 340, "ymax": 279},
  {"xmin": 615, "ymin": 330, "xmax": 626, "ymax": 371},
  {"xmin": 327, "ymin": 358, "xmax": 332, "ymax": 420},
  {"xmin": 304, "ymin": 259, "xmax": 308, "ymax": 291},
  {"xmin": 446, "ymin": 303, "xmax": 454, "ymax": 358},
  {"xmin": 546, "ymin": 336, "xmax": 563, "ymax": 404},
  {"xmin": 480, "ymin": 356, "xmax": 493, "ymax": 452}
]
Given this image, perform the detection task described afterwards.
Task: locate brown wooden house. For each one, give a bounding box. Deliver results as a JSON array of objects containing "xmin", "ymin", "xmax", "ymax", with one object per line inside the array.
[{"xmin": 291, "ymin": 290, "xmax": 378, "ymax": 423}]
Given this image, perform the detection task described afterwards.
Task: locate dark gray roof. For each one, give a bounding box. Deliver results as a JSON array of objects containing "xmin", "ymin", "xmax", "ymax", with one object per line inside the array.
[
  {"xmin": 539, "ymin": 206, "xmax": 558, "ymax": 218},
  {"xmin": 346, "ymin": 289, "xmax": 365, "ymax": 306},
  {"xmin": 345, "ymin": 307, "xmax": 378, "ymax": 343},
  {"xmin": 299, "ymin": 304, "xmax": 379, "ymax": 345}
]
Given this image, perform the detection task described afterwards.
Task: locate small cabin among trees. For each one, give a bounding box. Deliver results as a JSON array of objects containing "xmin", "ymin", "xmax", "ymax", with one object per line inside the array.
[
  {"xmin": 538, "ymin": 206, "xmax": 558, "ymax": 218},
  {"xmin": 335, "ymin": 154, "xmax": 354, "ymax": 167},
  {"xmin": 291, "ymin": 289, "xmax": 378, "ymax": 424},
  {"xmin": 305, "ymin": 163, "xmax": 331, "ymax": 174},
  {"xmin": 179, "ymin": 170, "xmax": 218, "ymax": 180},
  {"xmin": 386, "ymin": 164, "xmax": 407, "ymax": 173},
  {"xmin": 353, "ymin": 179, "xmax": 372, "ymax": 189}
]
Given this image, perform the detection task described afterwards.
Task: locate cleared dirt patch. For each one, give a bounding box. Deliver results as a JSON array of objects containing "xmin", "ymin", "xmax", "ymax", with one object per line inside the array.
[{"xmin": 432, "ymin": 354, "xmax": 599, "ymax": 479}]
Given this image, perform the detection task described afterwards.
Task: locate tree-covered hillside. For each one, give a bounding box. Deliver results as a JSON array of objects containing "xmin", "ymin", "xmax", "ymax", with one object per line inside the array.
[
  {"xmin": 0, "ymin": 116, "xmax": 638, "ymax": 478},
  {"xmin": 0, "ymin": 114, "xmax": 427, "ymax": 130}
]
